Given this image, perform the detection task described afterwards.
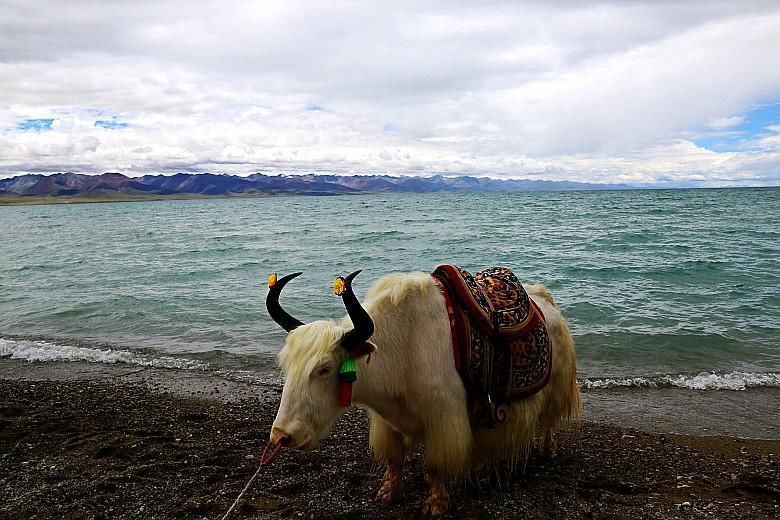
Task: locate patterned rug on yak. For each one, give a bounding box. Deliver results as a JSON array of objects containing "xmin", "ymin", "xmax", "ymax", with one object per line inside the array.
[{"xmin": 432, "ymin": 264, "xmax": 552, "ymax": 427}]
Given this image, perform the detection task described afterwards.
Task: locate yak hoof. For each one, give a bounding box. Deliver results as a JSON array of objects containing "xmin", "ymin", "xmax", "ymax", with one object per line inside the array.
[
  {"xmin": 422, "ymin": 494, "xmax": 449, "ymax": 517},
  {"xmin": 375, "ymin": 464, "xmax": 404, "ymax": 504},
  {"xmin": 542, "ymin": 436, "xmax": 558, "ymax": 458},
  {"xmin": 422, "ymin": 473, "xmax": 449, "ymax": 516},
  {"xmin": 375, "ymin": 479, "xmax": 403, "ymax": 503}
]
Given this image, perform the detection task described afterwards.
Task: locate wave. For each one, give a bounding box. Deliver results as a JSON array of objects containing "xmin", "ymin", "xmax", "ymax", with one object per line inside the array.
[
  {"xmin": 0, "ymin": 338, "xmax": 207, "ymax": 371},
  {"xmin": 582, "ymin": 371, "xmax": 780, "ymax": 391},
  {"xmin": 2, "ymin": 337, "xmax": 778, "ymax": 392}
]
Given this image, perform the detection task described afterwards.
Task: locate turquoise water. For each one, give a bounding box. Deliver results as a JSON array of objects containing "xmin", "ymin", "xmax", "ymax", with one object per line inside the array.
[{"xmin": 1, "ymin": 189, "xmax": 779, "ymax": 389}]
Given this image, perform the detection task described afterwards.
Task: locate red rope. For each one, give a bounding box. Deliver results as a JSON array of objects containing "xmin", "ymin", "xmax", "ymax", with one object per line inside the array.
[{"xmin": 260, "ymin": 440, "xmax": 282, "ymax": 464}]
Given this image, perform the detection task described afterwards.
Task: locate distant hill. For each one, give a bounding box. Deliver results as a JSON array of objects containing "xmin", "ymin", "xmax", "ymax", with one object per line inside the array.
[{"xmin": 0, "ymin": 172, "xmax": 631, "ymax": 203}]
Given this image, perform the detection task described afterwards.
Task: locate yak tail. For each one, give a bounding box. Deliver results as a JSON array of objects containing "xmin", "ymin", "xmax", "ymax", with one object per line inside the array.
[{"xmin": 525, "ymin": 283, "xmax": 556, "ymax": 307}]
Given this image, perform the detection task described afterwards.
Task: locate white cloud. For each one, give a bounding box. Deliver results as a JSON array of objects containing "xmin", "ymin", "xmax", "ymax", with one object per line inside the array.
[
  {"xmin": 707, "ymin": 116, "xmax": 744, "ymax": 130},
  {"xmin": 743, "ymin": 124, "xmax": 780, "ymax": 151},
  {"xmin": 0, "ymin": 0, "xmax": 779, "ymax": 185}
]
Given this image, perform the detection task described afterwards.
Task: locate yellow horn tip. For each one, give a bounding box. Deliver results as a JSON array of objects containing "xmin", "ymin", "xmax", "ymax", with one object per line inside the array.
[
  {"xmin": 333, "ymin": 277, "xmax": 346, "ymax": 296},
  {"xmin": 267, "ymin": 273, "xmax": 278, "ymax": 288}
]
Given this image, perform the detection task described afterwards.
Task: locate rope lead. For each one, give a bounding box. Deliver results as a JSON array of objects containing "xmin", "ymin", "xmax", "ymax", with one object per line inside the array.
[{"xmin": 220, "ymin": 441, "xmax": 281, "ymax": 520}]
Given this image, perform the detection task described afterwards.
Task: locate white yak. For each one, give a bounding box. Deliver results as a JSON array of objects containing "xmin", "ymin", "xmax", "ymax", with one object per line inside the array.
[{"xmin": 266, "ymin": 270, "xmax": 580, "ymax": 516}]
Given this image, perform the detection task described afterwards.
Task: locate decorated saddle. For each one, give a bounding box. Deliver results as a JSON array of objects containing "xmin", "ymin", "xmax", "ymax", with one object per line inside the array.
[{"xmin": 431, "ymin": 265, "xmax": 552, "ymax": 427}]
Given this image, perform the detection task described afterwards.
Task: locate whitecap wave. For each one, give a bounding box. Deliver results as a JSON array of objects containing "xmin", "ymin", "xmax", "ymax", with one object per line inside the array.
[
  {"xmin": 582, "ymin": 377, "xmax": 659, "ymax": 389},
  {"xmin": 582, "ymin": 371, "xmax": 780, "ymax": 391},
  {"xmin": 2, "ymin": 337, "xmax": 777, "ymax": 391},
  {"xmin": 664, "ymin": 371, "xmax": 780, "ymax": 390},
  {"xmin": 0, "ymin": 337, "xmax": 207, "ymax": 370}
]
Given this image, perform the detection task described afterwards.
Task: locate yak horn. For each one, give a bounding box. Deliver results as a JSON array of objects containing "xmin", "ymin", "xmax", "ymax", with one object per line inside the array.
[
  {"xmin": 266, "ymin": 272, "xmax": 304, "ymax": 332},
  {"xmin": 336, "ymin": 270, "xmax": 375, "ymax": 351}
]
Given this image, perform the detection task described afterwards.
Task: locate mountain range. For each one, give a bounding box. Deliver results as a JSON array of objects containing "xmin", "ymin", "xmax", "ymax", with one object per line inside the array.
[{"xmin": 0, "ymin": 172, "xmax": 631, "ymax": 203}]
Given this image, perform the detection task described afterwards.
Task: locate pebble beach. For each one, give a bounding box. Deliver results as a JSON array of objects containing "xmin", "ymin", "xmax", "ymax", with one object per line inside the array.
[{"xmin": 1, "ymin": 363, "xmax": 778, "ymax": 519}]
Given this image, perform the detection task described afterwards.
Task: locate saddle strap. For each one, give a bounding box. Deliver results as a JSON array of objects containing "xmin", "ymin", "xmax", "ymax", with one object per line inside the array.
[{"xmin": 433, "ymin": 277, "xmax": 461, "ymax": 372}]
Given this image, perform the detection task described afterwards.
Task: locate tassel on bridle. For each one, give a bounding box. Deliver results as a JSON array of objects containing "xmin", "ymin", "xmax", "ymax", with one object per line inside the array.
[{"xmin": 337, "ymin": 356, "xmax": 358, "ymax": 407}]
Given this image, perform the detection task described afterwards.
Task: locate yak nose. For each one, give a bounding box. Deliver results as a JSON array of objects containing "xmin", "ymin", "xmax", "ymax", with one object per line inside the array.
[{"xmin": 270, "ymin": 426, "xmax": 293, "ymax": 447}]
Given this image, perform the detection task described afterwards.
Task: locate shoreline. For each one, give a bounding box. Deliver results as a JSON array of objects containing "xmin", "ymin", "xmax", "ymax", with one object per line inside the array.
[
  {"xmin": 2, "ymin": 356, "xmax": 778, "ymax": 440},
  {"xmin": 1, "ymin": 370, "xmax": 778, "ymax": 518}
]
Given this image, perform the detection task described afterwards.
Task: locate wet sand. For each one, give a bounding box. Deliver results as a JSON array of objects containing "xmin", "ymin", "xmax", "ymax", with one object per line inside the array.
[{"xmin": 0, "ymin": 376, "xmax": 778, "ymax": 519}]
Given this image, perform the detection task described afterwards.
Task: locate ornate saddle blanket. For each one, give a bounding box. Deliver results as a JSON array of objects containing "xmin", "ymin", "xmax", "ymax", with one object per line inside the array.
[{"xmin": 431, "ymin": 265, "xmax": 552, "ymax": 427}]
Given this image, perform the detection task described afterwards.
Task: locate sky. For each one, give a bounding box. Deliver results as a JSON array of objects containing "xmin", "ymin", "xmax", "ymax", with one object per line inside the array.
[{"xmin": 1, "ymin": 1, "xmax": 780, "ymax": 187}]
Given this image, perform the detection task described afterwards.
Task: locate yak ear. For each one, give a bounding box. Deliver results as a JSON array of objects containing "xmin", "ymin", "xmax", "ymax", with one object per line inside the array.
[{"xmin": 351, "ymin": 341, "xmax": 376, "ymax": 359}]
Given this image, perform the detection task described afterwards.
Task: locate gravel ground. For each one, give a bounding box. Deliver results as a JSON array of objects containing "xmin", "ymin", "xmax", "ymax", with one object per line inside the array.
[{"xmin": 0, "ymin": 379, "xmax": 778, "ymax": 519}]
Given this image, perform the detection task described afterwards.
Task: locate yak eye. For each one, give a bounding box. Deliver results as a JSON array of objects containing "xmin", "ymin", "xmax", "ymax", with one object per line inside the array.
[{"xmin": 317, "ymin": 366, "xmax": 332, "ymax": 377}]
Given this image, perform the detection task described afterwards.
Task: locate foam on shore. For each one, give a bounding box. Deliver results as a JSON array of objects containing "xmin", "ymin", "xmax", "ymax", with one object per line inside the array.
[
  {"xmin": 582, "ymin": 371, "xmax": 780, "ymax": 391},
  {"xmin": 3, "ymin": 337, "xmax": 778, "ymax": 392},
  {"xmin": 0, "ymin": 337, "xmax": 207, "ymax": 371}
]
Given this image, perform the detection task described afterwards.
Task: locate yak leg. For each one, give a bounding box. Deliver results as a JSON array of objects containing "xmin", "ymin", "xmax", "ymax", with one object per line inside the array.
[
  {"xmin": 376, "ymin": 460, "xmax": 404, "ymax": 503},
  {"xmin": 422, "ymin": 472, "xmax": 449, "ymax": 517},
  {"xmin": 421, "ymin": 402, "xmax": 471, "ymax": 516},
  {"xmin": 542, "ymin": 428, "xmax": 557, "ymax": 458},
  {"xmin": 369, "ymin": 413, "xmax": 405, "ymax": 503}
]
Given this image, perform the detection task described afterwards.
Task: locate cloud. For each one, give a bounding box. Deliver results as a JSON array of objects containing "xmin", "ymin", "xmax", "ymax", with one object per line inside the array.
[
  {"xmin": 707, "ymin": 116, "xmax": 744, "ymax": 130},
  {"xmin": 0, "ymin": 0, "xmax": 779, "ymax": 185},
  {"xmin": 743, "ymin": 124, "xmax": 780, "ymax": 151}
]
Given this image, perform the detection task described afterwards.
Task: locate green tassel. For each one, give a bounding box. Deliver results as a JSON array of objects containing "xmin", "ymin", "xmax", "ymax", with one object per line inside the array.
[{"xmin": 338, "ymin": 357, "xmax": 357, "ymax": 383}]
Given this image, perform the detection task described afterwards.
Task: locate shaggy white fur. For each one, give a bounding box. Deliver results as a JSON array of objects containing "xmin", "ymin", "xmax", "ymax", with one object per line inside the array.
[{"xmin": 352, "ymin": 272, "xmax": 580, "ymax": 477}]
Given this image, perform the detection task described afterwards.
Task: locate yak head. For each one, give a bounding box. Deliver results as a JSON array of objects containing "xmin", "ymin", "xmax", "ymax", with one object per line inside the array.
[{"xmin": 266, "ymin": 271, "xmax": 375, "ymax": 450}]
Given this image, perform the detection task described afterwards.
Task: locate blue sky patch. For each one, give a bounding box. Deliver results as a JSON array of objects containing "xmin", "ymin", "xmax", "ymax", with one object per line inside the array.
[
  {"xmin": 95, "ymin": 115, "xmax": 128, "ymax": 129},
  {"xmin": 695, "ymin": 102, "xmax": 780, "ymax": 152},
  {"xmin": 95, "ymin": 119, "xmax": 129, "ymax": 129},
  {"xmin": 18, "ymin": 118, "xmax": 54, "ymax": 131},
  {"xmin": 305, "ymin": 103, "xmax": 324, "ymax": 111},
  {"xmin": 383, "ymin": 123, "xmax": 399, "ymax": 135}
]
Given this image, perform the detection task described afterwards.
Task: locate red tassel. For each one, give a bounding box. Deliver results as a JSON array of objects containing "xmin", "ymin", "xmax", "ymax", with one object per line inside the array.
[{"xmin": 338, "ymin": 381, "xmax": 352, "ymax": 407}]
